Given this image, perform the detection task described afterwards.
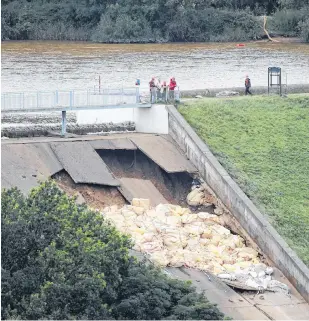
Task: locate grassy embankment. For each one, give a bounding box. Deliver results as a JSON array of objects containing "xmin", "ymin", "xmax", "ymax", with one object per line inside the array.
[{"xmin": 179, "ymin": 94, "xmax": 309, "ymax": 266}]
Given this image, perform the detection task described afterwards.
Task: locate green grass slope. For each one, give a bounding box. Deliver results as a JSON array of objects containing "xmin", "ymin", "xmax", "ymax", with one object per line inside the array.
[{"xmin": 179, "ymin": 95, "xmax": 309, "ymax": 265}]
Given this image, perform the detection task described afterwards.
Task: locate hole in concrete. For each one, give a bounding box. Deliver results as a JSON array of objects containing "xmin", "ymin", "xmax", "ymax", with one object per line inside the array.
[
  {"xmin": 52, "ymin": 170, "xmax": 127, "ymax": 211},
  {"xmin": 96, "ymin": 149, "xmax": 193, "ymax": 207}
]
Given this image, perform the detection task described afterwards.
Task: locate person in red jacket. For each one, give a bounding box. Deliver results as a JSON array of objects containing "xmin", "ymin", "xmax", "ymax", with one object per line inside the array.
[{"xmin": 169, "ymin": 77, "xmax": 177, "ymax": 100}]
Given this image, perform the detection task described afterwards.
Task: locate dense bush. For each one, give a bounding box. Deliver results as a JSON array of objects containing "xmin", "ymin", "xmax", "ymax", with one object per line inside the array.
[
  {"xmin": 1, "ymin": 0, "xmax": 308, "ymax": 42},
  {"xmin": 299, "ymin": 18, "xmax": 309, "ymax": 42},
  {"xmin": 270, "ymin": 7, "xmax": 309, "ymax": 36},
  {"xmin": 1, "ymin": 181, "xmax": 225, "ymax": 320}
]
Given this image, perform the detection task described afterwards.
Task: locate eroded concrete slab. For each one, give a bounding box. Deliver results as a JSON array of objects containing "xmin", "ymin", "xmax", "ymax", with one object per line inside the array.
[
  {"xmin": 90, "ymin": 138, "xmax": 137, "ymax": 150},
  {"xmin": 1, "ymin": 143, "xmax": 63, "ymax": 194},
  {"xmin": 119, "ymin": 178, "xmax": 168, "ymax": 206},
  {"xmin": 50, "ymin": 141, "xmax": 119, "ymax": 186},
  {"xmin": 130, "ymin": 135, "xmax": 197, "ymax": 173}
]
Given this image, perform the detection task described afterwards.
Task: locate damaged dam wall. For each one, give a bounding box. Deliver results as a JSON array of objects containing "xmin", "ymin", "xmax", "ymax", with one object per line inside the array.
[{"xmin": 167, "ymin": 105, "xmax": 309, "ymax": 303}]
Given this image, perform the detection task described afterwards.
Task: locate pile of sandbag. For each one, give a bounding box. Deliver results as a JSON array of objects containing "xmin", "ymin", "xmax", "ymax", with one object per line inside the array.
[
  {"xmin": 102, "ymin": 198, "xmax": 289, "ymax": 293},
  {"xmin": 102, "ymin": 199, "xmax": 263, "ymax": 275}
]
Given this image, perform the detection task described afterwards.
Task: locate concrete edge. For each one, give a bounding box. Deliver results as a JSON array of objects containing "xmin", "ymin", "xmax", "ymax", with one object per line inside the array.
[{"xmin": 166, "ymin": 105, "xmax": 309, "ymax": 303}]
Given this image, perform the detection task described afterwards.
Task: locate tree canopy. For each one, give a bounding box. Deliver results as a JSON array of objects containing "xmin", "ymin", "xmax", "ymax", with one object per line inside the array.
[
  {"xmin": 1, "ymin": 181, "xmax": 225, "ymax": 320},
  {"xmin": 1, "ymin": 0, "xmax": 308, "ymax": 42}
]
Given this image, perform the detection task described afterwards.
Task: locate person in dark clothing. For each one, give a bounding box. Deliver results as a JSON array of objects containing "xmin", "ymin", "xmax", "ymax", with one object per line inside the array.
[{"xmin": 245, "ymin": 75, "xmax": 252, "ymax": 95}]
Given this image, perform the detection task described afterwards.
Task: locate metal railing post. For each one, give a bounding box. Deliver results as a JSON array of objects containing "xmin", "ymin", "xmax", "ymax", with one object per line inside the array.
[
  {"xmin": 70, "ymin": 91, "xmax": 73, "ymax": 107},
  {"xmin": 136, "ymin": 87, "xmax": 140, "ymax": 103},
  {"xmin": 55, "ymin": 90, "xmax": 58, "ymax": 105},
  {"xmin": 61, "ymin": 110, "xmax": 67, "ymax": 136}
]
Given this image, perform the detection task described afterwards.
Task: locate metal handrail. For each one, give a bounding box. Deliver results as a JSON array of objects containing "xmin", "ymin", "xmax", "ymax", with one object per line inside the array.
[{"xmin": 1, "ymin": 87, "xmax": 140, "ymax": 112}]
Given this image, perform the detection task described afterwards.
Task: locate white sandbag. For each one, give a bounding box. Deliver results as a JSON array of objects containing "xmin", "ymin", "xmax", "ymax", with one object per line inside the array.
[
  {"xmin": 185, "ymin": 237, "xmax": 201, "ymax": 251},
  {"xmin": 141, "ymin": 232, "xmax": 157, "ymax": 243},
  {"xmin": 223, "ymin": 264, "xmax": 237, "ymax": 272},
  {"xmin": 181, "ymin": 214, "xmax": 200, "ymax": 224},
  {"xmin": 209, "ymin": 235, "xmax": 222, "ymax": 246},
  {"xmin": 156, "ymin": 204, "xmax": 170, "ymax": 215},
  {"xmin": 212, "ymin": 225, "xmax": 231, "ymax": 237},
  {"xmin": 217, "ymin": 273, "xmax": 236, "ymax": 281},
  {"xmin": 265, "ymin": 267, "xmax": 274, "ymax": 275},
  {"xmin": 201, "ymin": 228, "xmax": 213, "ymax": 239},
  {"xmin": 132, "ymin": 198, "xmax": 150, "ymax": 210},
  {"xmin": 233, "ymin": 261, "xmax": 253, "ymax": 270},
  {"xmin": 127, "ymin": 205, "xmax": 145, "ymax": 216},
  {"xmin": 145, "ymin": 209, "xmax": 157, "ymax": 218},
  {"xmin": 197, "ymin": 212, "xmax": 221, "ymax": 224},
  {"xmin": 237, "ymin": 247, "xmax": 258, "ymax": 256},
  {"xmin": 184, "ymin": 225, "xmax": 203, "ymax": 236},
  {"xmin": 168, "ymin": 205, "xmax": 191, "ymax": 216},
  {"xmin": 168, "ymin": 250, "xmax": 185, "ymax": 267},
  {"xmin": 165, "ymin": 216, "xmax": 182, "ymax": 227},
  {"xmin": 186, "ymin": 188, "xmax": 205, "ymax": 206},
  {"xmin": 121, "ymin": 209, "xmax": 137, "ymax": 219},
  {"xmin": 141, "ymin": 241, "xmax": 163, "ymax": 253},
  {"xmin": 199, "ymin": 238, "xmax": 210, "ymax": 246},
  {"xmin": 214, "ymin": 206, "xmax": 224, "ymax": 215},
  {"xmin": 150, "ymin": 251, "xmax": 170, "ymax": 266},
  {"xmin": 163, "ymin": 234, "xmax": 180, "ymax": 248}
]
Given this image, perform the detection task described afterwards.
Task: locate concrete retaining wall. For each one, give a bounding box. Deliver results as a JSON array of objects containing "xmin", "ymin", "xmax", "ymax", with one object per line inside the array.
[
  {"xmin": 181, "ymin": 84, "xmax": 309, "ymax": 97},
  {"xmin": 77, "ymin": 105, "xmax": 169, "ymax": 134},
  {"xmin": 167, "ymin": 105, "xmax": 309, "ymax": 302}
]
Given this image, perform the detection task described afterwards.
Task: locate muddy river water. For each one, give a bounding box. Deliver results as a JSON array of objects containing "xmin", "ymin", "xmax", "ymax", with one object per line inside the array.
[{"xmin": 1, "ymin": 41, "xmax": 309, "ymax": 92}]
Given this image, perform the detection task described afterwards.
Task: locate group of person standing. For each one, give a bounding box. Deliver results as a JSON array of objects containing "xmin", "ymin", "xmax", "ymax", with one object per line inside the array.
[
  {"xmin": 149, "ymin": 77, "xmax": 177, "ymax": 103},
  {"xmin": 147, "ymin": 75, "xmax": 252, "ymax": 103}
]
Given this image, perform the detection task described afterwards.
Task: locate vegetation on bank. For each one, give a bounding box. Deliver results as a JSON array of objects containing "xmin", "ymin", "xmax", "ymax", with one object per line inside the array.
[
  {"xmin": 179, "ymin": 94, "xmax": 309, "ymax": 266},
  {"xmin": 1, "ymin": 181, "xmax": 225, "ymax": 320},
  {"xmin": 1, "ymin": 0, "xmax": 309, "ymax": 42}
]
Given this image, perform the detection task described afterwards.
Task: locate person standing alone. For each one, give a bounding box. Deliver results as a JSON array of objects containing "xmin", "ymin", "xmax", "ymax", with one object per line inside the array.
[{"xmin": 245, "ymin": 75, "xmax": 252, "ymax": 95}]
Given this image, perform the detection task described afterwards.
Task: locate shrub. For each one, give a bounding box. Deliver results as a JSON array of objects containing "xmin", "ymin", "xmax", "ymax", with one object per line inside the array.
[
  {"xmin": 1, "ymin": 181, "xmax": 225, "ymax": 320},
  {"xmin": 271, "ymin": 8, "xmax": 309, "ymax": 36},
  {"xmin": 299, "ymin": 18, "xmax": 309, "ymax": 42}
]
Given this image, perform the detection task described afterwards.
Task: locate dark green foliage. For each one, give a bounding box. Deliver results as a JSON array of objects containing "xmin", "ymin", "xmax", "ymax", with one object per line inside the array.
[
  {"xmin": 299, "ymin": 18, "xmax": 309, "ymax": 42},
  {"xmin": 0, "ymin": 0, "xmax": 296, "ymax": 42},
  {"xmin": 1, "ymin": 181, "xmax": 225, "ymax": 320},
  {"xmin": 2, "ymin": 0, "xmax": 308, "ymax": 42},
  {"xmin": 270, "ymin": 7, "xmax": 309, "ymax": 37}
]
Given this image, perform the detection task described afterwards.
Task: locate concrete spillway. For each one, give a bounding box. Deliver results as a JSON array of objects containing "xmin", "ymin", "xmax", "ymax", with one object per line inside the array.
[{"xmin": 2, "ymin": 132, "xmax": 309, "ymax": 320}]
